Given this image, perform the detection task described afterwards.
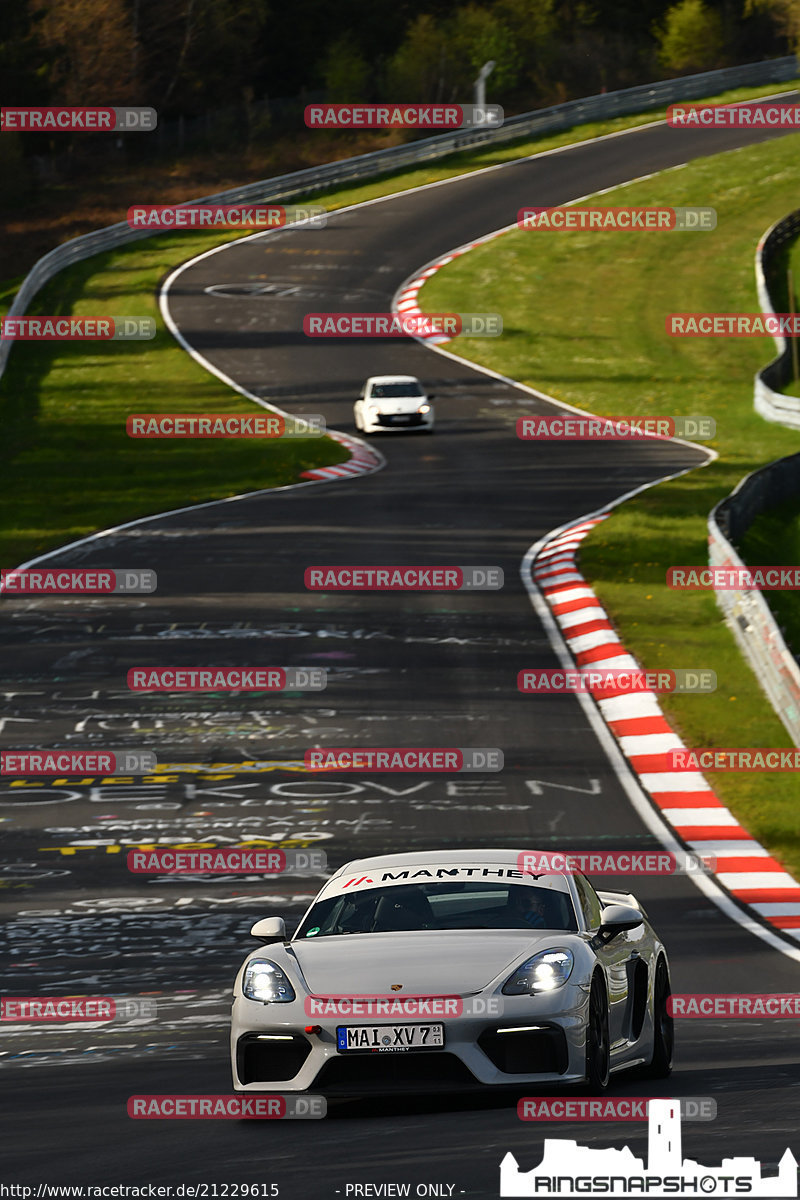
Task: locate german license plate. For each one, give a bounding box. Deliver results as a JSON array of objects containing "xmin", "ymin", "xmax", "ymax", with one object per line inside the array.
[
  {"xmin": 336, "ymin": 1023, "xmax": 444, "ymax": 1053},
  {"xmin": 390, "ymin": 414, "xmax": 412, "ymax": 424}
]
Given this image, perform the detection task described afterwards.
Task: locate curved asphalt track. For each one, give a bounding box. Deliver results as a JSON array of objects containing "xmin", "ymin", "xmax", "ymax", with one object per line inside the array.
[{"xmin": 2, "ymin": 110, "xmax": 800, "ymax": 1195}]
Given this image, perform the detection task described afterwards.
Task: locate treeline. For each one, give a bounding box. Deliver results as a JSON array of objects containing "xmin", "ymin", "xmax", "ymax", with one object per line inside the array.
[{"xmin": 1, "ymin": 0, "xmax": 798, "ymax": 119}]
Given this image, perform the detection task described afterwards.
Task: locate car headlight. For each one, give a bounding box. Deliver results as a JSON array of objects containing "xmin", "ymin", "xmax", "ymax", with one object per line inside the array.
[
  {"xmin": 502, "ymin": 948, "xmax": 574, "ymax": 995},
  {"xmin": 242, "ymin": 959, "xmax": 296, "ymax": 1004},
  {"xmin": 418, "ymin": 404, "xmax": 431, "ymax": 413}
]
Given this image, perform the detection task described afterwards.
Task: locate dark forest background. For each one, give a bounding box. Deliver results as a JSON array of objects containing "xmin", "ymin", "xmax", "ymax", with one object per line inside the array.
[{"xmin": 2, "ymin": 0, "xmax": 798, "ymax": 119}]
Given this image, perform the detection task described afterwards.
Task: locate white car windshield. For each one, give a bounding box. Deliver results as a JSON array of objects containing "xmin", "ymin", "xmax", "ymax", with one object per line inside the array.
[
  {"xmin": 295, "ymin": 881, "xmax": 578, "ymax": 937},
  {"xmin": 369, "ymin": 382, "xmax": 424, "ymax": 398}
]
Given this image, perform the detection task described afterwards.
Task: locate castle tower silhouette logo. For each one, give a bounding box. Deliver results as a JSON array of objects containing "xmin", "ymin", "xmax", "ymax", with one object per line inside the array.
[{"xmin": 500, "ymin": 1099, "xmax": 797, "ymax": 1197}]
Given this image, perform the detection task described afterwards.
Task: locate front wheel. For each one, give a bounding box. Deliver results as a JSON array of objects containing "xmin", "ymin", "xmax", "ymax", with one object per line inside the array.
[
  {"xmin": 643, "ymin": 957, "xmax": 673, "ymax": 1078},
  {"xmin": 585, "ymin": 973, "xmax": 610, "ymax": 1093}
]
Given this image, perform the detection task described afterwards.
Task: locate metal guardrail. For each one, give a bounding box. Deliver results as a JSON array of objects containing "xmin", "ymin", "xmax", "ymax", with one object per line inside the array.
[
  {"xmin": 708, "ymin": 204, "xmax": 800, "ymax": 745},
  {"xmin": 709, "ymin": 454, "xmax": 800, "ymax": 745},
  {"xmin": 1, "ymin": 55, "xmax": 797, "ymax": 379},
  {"xmin": 754, "ymin": 208, "xmax": 800, "ymax": 427}
]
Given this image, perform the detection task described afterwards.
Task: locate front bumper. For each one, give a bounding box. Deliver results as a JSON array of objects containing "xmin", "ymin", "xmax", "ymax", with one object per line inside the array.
[
  {"xmin": 231, "ymin": 989, "xmax": 589, "ymax": 1093},
  {"xmin": 363, "ymin": 411, "xmax": 433, "ymax": 432}
]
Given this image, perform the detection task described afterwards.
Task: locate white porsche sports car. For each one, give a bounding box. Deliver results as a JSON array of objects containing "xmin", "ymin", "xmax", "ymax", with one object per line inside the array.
[
  {"xmin": 230, "ymin": 850, "xmax": 673, "ymax": 1094},
  {"xmin": 353, "ymin": 375, "xmax": 434, "ymax": 433}
]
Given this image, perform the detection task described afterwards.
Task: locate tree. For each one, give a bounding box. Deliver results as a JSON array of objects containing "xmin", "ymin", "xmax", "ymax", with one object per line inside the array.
[
  {"xmin": 35, "ymin": 0, "xmax": 135, "ymax": 104},
  {"xmin": 654, "ymin": 0, "xmax": 725, "ymax": 73},
  {"xmin": 385, "ymin": 14, "xmax": 451, "ymax": 102},
  {"xmin": 320, "ymin": 33, "xmax": 370, "ymax": 102},
  {"xmin": 744, "ymin": 0, "xmax": 800, "ymax": 54}
]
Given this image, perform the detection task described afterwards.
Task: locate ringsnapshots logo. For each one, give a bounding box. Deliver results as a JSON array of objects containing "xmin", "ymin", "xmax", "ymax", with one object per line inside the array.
[
  {"xmin": 0, "ymin": 317, "xmax": 155, "ymax": 340},
  {"xmin": 518, "ymin": 669, "xmax": 716, "ymax": 695},
  {"xmin": 668, "ymin": 748, "xmax": 800, "ymax": 772},
  {"xmin": 1, "ymin": 750, "xmax": 157, "ymax": 776},
  {"xmin": 127, "ymin": 203, "xmax": 326, "ymax": 230},
  {"xmin": 0, "ymin": 996, "xmax": 157, "ymax": 1023},
  {"xmin": 127, "ymin": 1095, "xmax": 326, "ymax": 1119},
  {"xmin": 668, "ymin": 566, "xmax": 800, "ymax": 590},
  {"xmin": 667, "ymin": 101, "xmax": 800, "ymax": 128},
  {"xmin": 303, "ymin": 313, "xmax": 502, "ymax": 337},
  {"xmin": 305, "ymin": 748, "xmax": 504, "ymax": 772},
  {"xmin": 127, "ymin": 667, "xmax": 326, "ymax": 692},
  {"xmin": 1, "ymin": 568, "xmax": 156, "ymax": 595},
  {"xmin": 126, "ymin": 413, "xmax": 324, "ymax": 438},
  {"xmin": 517, "ymin": 415, "xmax": 715, "ymax": 440},
  {"xmin": 516, "ymin": 850, "xmax": 715, "ymax": 876},
  {"xmin": 304, "ymin": 103, "xmax": 503, "ymax": 129},
  {"xmin": 128, "ymin": 848, "xmax": 326, "ymax": 873},
  {"xmin": 518, "ymin": 207, "xmax": 716, "ymax": 231},
  {"xmin": 500, "ymin": 1098, "xmax": 798, "ymax": 1197},
  {"xmin": 305, "ymin": 566, "xmax": 503, "ymax": 590},
  {"xmin": 0, "ymin": 106, "xmax": 156, "ymax": 131},
  {"xmin": 668, "ymin": 313, "xmax": 800, "ymax": 336},
  {"xmin": 518, "ymin": 1097, "xmax": 717, "ymax": 1122},
  {"xmin": 669, "ymin": 994, "xmax": 800, "ymax": 1017}
]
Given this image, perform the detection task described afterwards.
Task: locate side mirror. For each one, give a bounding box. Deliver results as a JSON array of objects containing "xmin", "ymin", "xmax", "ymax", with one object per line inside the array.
[
  {"xmin": 250, "ymin": 916, "xmax": 287, "ymax": 944},
  {"xmin": 597, "ymin": 904, "xmax": 643, "ymax": 943}
]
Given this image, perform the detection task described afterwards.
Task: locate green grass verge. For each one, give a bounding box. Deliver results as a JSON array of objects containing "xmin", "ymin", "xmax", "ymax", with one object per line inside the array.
[
  {"xmin": 2, "ymin": 75, "xmax": 798, "ymax": 568},
  {"xmin": 417, "ymin": 129, "xmax": 800, "ymax": 879}
]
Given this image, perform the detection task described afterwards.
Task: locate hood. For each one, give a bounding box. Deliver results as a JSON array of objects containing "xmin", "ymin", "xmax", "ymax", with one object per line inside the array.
[{"xmin": 286, "ymin": 930, "xmax": 557, "ymax": 995}]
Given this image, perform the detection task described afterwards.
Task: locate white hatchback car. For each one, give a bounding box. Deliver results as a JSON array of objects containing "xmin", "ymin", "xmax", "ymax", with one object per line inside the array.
[{"xmin": 354, "ymin": 375, "xmax": 434, "ymax": 433}]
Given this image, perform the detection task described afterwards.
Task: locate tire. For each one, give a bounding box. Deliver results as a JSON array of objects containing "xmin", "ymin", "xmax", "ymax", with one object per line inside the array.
[
  {"xmin": 643, "ymin": 957, "xmax": 674, "ymax": 1078},
  {"xmin": 585, "ymin": 972, "xmax": 610, "ymax": 1093}
]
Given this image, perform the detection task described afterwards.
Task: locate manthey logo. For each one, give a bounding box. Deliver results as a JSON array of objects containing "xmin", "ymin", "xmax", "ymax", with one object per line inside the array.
[{"xmin": 500, "ymin": 1099, "xmax": 797, "ymax": 1197}]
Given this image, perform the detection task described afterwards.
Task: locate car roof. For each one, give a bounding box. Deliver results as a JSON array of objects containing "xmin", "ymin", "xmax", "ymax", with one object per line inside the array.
[{"xmin": 365, "ymin": 375, "xmax": 421, "ymax": 384}]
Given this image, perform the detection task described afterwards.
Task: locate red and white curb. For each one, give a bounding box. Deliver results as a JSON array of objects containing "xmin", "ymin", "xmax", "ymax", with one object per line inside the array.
[
  {"xmin": 395, "ymin": 229, "xmax": 508, "ymax": 345},
  {"xmin": 300, "ymin": 430, "xmax": 383, "ymax": 481},
  {"xmin": 533, "ymin": 515, "xmax": 800, "ymax": 943}
]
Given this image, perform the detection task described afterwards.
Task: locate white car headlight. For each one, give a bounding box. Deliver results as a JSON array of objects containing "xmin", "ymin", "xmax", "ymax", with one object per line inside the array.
[
  {"xmin": 502, "ymin": 948, "xmax": 574, "ymax": 995},
  {"xmin": 418, "ymin": 404, "xmax": 431, "ymax": 413},
  {"xmin": 242, "ymin": 959, "xmax": 296, "ymax": 1004}
]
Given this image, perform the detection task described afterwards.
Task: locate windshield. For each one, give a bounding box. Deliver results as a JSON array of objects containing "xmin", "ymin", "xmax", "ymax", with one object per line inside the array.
[
  {"xmin": 295, "ymin": 881, "xmax": 578, "ymax": 938},
  {"xmin": 369, "ymin": 382, "xmax": 424, "ymax": 398}
]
